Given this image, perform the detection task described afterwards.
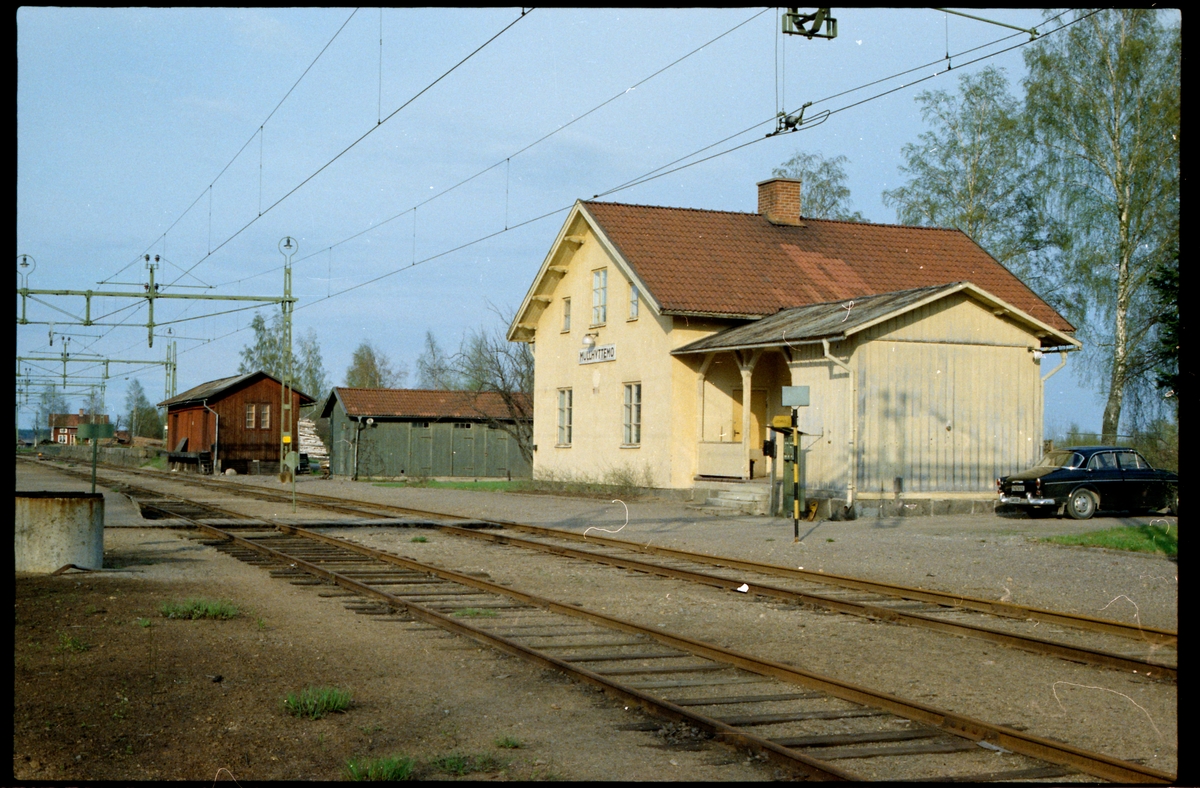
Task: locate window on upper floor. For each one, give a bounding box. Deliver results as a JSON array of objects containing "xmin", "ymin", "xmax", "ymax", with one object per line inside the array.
[
  {"xmin": 245, "ymin": 404, "xmax": 256, "ymax": 429},
  {"xmin": 629, "ymin": 283, "xmax": 639, "ymax": 320},
  {"xmin": 592, "ymin": 268, "xmax": 607, "ymax": 325},
  {"xmin": 562, "ymin": 297, "xmax": 571, "ymax": 332},
  {"xmin": 260, "ymin": 404, "xmax": 271, "ymax": 430}
]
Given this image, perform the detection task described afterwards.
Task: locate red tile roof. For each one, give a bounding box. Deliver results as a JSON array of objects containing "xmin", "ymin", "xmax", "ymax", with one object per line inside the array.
[
  {"xmin": 582, "ymin": 201, "xmax": 1073, "ymax": 333},
  {"xmin": 49, "ymin": 413, "xmax": 110, "ymax": 429},
  {"xmin": 328, "ymin": 388, "xmax": 529, "ymax": 421}
]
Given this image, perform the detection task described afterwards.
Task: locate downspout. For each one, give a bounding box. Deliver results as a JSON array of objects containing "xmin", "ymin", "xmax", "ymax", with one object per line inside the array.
[
  {"xmin": 822, "ymin": 338, "xmax": 856, "ymax": 509},
  {"xmin": 1040, "ymin": 350, "xmax": 1069, "ymax": 382},
  {"xmin": 202, "ymin": 400, "xmax": 219, "ymax": 475}
]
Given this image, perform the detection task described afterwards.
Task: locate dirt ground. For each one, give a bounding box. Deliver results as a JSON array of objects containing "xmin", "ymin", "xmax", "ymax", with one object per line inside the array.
[{"xmin": 12, "ymin": 462, "xmax": 1181, "ymax": 782}]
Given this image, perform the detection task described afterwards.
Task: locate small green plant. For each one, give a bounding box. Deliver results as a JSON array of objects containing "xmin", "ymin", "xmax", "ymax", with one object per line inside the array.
[
  {"xmin": 826, "ymin": 538, "xmax": 835, "ymax": 543},
  {"xmin": 493, "ymin": 736, "xmax": 523, "ymax": 749},
  {"xmin": 431, "ymin": 752, "xmax": 507, "ymax": 776},
  {"xmin": 345, "ymin": 754, "xmax": 417, "ymax": 781},
  {"xmin": 256, "ymin": 617, "xmax": 268, "ymax": 631},
  {"xmin": 283, "ymin": 686, "xmax": 353, "ymax": 719},
  {"xmin": 452, "ymin": 608, "xmax": 497, "ymax": 618},
  {"xmin": 410, "ymin": 536, "xmax": 428, "ymax": 543},
  {"xmin": 158, "ymin": 598, "xmax": 240, "ymax": 620},
  {"xmin": 136, "ymin": 617, "xmax": 153, "ymax": 628},
  {"xmin": 57, "ymin": 632, "xmax": 91, "ymax": 653}
]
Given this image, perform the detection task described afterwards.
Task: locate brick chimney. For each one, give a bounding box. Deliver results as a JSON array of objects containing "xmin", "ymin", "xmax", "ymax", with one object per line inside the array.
[{"xmin": 757, "ymin": 177, "xmax": 804, "ymax": 226}]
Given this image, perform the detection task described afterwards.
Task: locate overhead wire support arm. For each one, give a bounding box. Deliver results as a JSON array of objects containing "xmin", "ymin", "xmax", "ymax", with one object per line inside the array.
[{"xmin": 931, "ymin": 8, "xmax": 1038, "ymax": 40}]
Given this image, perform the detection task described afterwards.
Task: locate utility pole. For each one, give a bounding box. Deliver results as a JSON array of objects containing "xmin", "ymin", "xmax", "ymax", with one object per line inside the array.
[{"xmin": 278, "ymin": 237, "xmax": 297, "ymax": 481}]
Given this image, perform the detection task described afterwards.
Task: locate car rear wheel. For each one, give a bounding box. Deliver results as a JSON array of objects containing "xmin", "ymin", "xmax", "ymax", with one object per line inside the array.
[
  {"xmin": 1168, "ymin": 488, "xmax": 1179, "ymax": 517},
  {"xmin": 1066, "ymin": 488, "xmax": 1097, "ymax": 520}
]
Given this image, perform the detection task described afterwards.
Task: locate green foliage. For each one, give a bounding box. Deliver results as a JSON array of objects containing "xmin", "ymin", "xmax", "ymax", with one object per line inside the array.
[
  {"xmin": 158, "ymin": 598, "xmax": 240, "ymax": 620},
  {"xmin": 1023, "ymin": 9, "xmax": 1179, "ymax": 439},
  {"xmin": 771, "ymin": 150, "xmax": 865, "ymax": 221},
  {"xmin": 410, "ymin": 535, "xmax": 428, "ymax": 543},
  {"xmin": 1043, "ymin": 523, "xmax": 1176, "ymax": 557},
  {"xmin": 494, "ymin": 736, "xmax": 523, "ymax": 749},
  {"xmin": 238, "ymin": 312, "xmax": 329, "ymax": 401},
  {"xmin": 345, "ymin": 340, "xmax": 406, "ymax": 388},
  {"xmin": 124, "ymin": 379, "xmax": 164, "ymax": 439},
  {"xmin": 452, "ymin": 608, "xmax": 498, "ymax": 618},
  {"xmin": 283, "ymin": 686, "xmax": 353, "ymax": 719},
  {"xmin": 431, "ymin": 752, "xmax": 508, "ymax": 776},
  {"xmin": 345, "ymin": 754, "xmax": 417, "ymax": 781},
  {"xmin": 883, "ymin": 67, "xmax": 1052, "ymax": 289},
  {"xmin": 56, "ymin": 632, "xmax": 91, "ymax": 653},
  {"xmin": 1053, "ymin": 420, "xmax": 1177, "ymax": 473}
]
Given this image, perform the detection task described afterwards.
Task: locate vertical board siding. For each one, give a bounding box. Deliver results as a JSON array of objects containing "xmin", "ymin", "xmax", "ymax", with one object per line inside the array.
[
  {"xmin": 858, "ymin": 341, "xmax": 1039, "ymax": 494},
  {"xmin": 782, "ymin": 344, "xmax": 852, "ymax": 494}
]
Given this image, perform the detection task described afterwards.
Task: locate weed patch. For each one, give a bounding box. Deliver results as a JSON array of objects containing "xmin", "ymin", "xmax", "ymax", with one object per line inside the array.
[
  {"xmin": 158, "ymin": 598, "xmax": 240, "ymax": 620},
  {"xmin": 57, "ymin": 632, "xmax": 91, "ymax": 653},
  {"xmin": 494, "ymin": 736, "xmax": 523, "ymax": 749},
  {"xmin": 410, "ymin": 536, "xmax": 428, "ymax": 543},
  {"xmin": 452, "ymin": 608, "xmax": 497, "ymax": 618},
  {"xmin": 345, "ymin": 754, "xmax": 416, "ymax": 781},
  {"xmin": 283, "ymin": 686, "xmax": 353, "ymax": 719},
  {"xmin": 431, "ymin": 752, "xmax": 508, "ymax": 776}
]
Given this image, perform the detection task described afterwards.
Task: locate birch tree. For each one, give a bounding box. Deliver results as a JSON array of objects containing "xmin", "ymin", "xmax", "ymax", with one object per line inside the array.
[{"xmin": 1024, "ymin": 9, "xmax": 1180, "ymax": 441}]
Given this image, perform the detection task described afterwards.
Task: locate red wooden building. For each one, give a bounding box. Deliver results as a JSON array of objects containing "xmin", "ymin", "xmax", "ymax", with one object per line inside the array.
[
  {"xmin": 158, "ymin": 371, "xmax": 315, "ymax": 474},
  {"xmin": 48, "ymin": 410, "xmax": 111, "ymax": 445}
]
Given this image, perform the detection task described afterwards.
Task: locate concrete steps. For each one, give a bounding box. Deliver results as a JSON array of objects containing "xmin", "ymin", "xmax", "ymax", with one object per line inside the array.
[{"xmin": 688, "ymin": 482, "xmax": 771, "ymax": 516}]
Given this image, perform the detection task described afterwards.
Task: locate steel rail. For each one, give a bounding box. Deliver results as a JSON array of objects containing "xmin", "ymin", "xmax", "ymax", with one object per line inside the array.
[
  {"xmin": 31, "ymin": 457, "xmax": 1171, "ymax": 784},
  {"xmin": 232, "ymin": 517, "xmax": 1176, "ymax": 783},
  {"xmin": 31, "ymin": 457, "xmax": 1176, "ymax": 674}
]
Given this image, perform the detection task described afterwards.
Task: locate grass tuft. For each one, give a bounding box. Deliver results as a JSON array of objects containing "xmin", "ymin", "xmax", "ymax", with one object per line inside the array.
[
  {"xmin": 57, "ymin": 632, "xmax": 91, "ymax": 653},
  {"xmin": 345, "ymin": 754, "xmax": 417, "ymax": 781},
  {"xmin": 431, "ymin": 752, "xmax": 508, "ymax": 776},
  {"xmin": 452, "ymin": 608, "xmax": 497, "ymax": 618},
  {"xmin": 1042, "ymin": 522, "xmax": 1177, "ymax": 557},
  {"xmin": 494, "ymin": 736, "xmax": 523, "ymax": 749},
  {"xmin": 410, "ymin": 536, "xmax": 428, "ymax": 543},
  {"xmin": 284, "ymin": 686, "xmax": 353, "ymax": 719},
  {"xmin": 158, "ymin": 598, "xmax": 240, "ymax": 620}
]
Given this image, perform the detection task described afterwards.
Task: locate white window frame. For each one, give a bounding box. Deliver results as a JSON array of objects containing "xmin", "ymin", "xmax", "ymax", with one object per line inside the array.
[
  {"xmin": 245, "ymin": 404, "xmax": 256, "ymax": 429},
  {"xmin": 557, "ymin": 388, "xmax": 573, "ymax": 446},
  {"xmin": 623, "ymin": 382, "xmax": 641, "ymax": 446},
  {"xmin": 260, "ymin": 403, "xmax": 271, "ymax": 430},
  {"xmin": 562, "ymin": 297, "xmax": 571, "ymax": 332},
  {"xmin": 629, "ymin": 283, "xmax": 639, "ymax": 320},
  {"xmin": 592, "ymin": 268, "xmax": 607, "ymax": 325}
]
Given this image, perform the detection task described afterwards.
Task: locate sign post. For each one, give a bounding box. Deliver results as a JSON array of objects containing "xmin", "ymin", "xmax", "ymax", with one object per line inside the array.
[
  {"xmin": 77, "ymin": 422, "xmax": 115, "ymax": 493},
  {"xmin": 780, "ymin": 386, "xmax": 810, "ymax": 542},
  {"xmin": 283, "ymin": 450, "xmax": 299, "ymax": 512}
]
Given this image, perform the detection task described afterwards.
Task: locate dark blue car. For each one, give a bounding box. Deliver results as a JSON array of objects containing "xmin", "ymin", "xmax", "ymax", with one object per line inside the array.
[{"xmin": 998, "ymin": 446, "xmax": 1178, "ymax": 520}]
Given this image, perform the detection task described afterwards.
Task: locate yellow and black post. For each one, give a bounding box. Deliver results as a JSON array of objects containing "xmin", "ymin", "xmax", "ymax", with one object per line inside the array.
[{"xmin": 792, "ymin": 406, "xmax": 800, "ymax": 540}]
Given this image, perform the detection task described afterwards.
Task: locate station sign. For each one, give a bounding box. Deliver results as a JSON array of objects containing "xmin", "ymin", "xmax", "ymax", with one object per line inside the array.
[{"xmin": 579, "ymin": 344, "xmax": 616, "ymax": 365}]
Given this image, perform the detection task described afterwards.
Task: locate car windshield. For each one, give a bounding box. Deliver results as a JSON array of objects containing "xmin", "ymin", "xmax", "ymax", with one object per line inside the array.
[{"xmin": 1035, "ymin": 450, "xmax": 1085, "ymax": 469}]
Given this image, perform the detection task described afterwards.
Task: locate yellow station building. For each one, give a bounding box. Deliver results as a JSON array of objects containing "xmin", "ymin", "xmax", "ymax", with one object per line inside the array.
[{"xmin": 508, "ymin": 178, "xmax": 1079, "ymax": 517}]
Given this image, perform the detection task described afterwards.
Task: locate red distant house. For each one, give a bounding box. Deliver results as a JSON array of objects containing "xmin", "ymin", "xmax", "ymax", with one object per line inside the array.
[
  {"xmin": 158, "ymin": 371, "xmax": 315, "ymax": 474},
  {"xmin": 49, "ymin": 410, "xmax": 110, "ymax": 445}
]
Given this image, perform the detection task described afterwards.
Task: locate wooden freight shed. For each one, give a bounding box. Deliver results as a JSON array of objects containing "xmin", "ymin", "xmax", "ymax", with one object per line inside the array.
[
  {"xmin": 321, "ymin": 388, "xmax": 531, "ymax": 480},
  {"xmin": 158, "ymin": 371, "xmax": 315, "ymax": 474}
]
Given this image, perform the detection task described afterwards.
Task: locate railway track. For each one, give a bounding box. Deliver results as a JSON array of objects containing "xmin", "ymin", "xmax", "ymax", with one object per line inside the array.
[
  {"xmin": 21, "ymin": 456, "xmax": 1176, "ymax": 782},
  {"xmin": 42, "ymin": 457, "xmax": 1177, "ymax": 682}
]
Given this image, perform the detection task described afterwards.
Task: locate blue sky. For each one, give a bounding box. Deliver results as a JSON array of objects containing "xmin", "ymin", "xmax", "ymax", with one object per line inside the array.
[{"xmin": 17, "ymin": 7, "xmax": 1151, "ymax": 437}]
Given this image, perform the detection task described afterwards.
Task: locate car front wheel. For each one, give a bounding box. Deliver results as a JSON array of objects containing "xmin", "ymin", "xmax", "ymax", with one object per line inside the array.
[{"xmin": 1066, "ymin": 488, "xmax": 1097, "ymax": 520}]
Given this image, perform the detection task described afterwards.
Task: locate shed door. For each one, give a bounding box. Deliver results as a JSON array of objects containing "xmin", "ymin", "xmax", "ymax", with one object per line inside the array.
[{"xmin": 452, "ymin": 423, "xmax": 475, "ymax": 476}]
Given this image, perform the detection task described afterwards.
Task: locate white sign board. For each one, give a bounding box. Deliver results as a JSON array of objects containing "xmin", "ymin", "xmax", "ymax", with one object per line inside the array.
[{"xmin": 579, "ymin": 344, "xmax": 616, "ymax": 365}]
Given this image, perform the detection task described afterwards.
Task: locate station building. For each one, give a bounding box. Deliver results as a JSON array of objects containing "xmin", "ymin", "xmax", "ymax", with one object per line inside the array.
[{"xmin": 507, "ymin": 177, "xmax": 1080, "ymax": 516}]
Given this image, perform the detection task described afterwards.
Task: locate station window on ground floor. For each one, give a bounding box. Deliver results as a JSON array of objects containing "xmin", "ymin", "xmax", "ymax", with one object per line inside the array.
[
  {"xmin": 557, "ymin": 388, "xmax": 573, "ymax": 446},
  {"xmin": 623, "ymin": 382, "xmax": 641, "ymax": 446}
]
